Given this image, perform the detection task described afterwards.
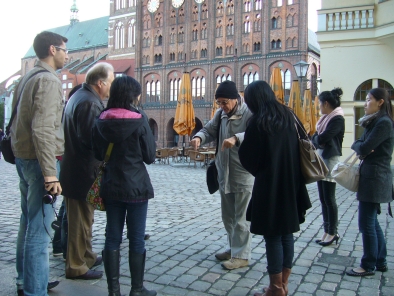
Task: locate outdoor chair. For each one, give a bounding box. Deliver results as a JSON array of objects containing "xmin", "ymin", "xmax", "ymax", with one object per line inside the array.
[
  {"xmin": 155, "ymin": 148, "xmax": 169, "ymax": 164},
  {"xmin": 168, "ymin": 148, "xmax": 179, "ymax": 162},
  {"xmin": 188, "ymin": 150, "xmax": 204, "ymax": 168}
]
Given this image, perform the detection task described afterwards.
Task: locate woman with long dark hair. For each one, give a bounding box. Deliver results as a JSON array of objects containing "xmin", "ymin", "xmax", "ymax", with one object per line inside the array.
[
  {"xmin": 238, "ymin": 80, "xmax": 311, "ymax": 296},
  {"xmin": 346, "ymin": 88, "xmax": 394, "ymax": 277},
  {"xmin": 92, "ymin": 76, "xmax": 156, "ymax": 296},
  {"xmin": 311, "ymin": 88, "xmax": 345, "ymax": 247}
]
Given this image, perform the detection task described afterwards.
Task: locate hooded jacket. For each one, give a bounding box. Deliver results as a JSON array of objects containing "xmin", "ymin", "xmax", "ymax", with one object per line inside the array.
[{"xmin": 92, "ymin": 107, "xmax": 156, "ymax": 201}]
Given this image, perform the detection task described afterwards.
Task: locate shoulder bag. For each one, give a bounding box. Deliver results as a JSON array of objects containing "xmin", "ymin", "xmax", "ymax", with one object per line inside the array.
[
  {"xmin": 86, "ymin": 143, "xmax": 114, "ymax": 211},
  {"xmin": 331, "ymin": 151, "xmax": 360, "ymax": 192},
  {"xmin": 1, "ymin": 70, "xmax": 49, "ymax": 164},
  {"xmin": 206, "ymin": 113, "xmax": 222, "ymax": 194},
  {"xmin": 293, "ymin": 114, "xmax": 329, "ymax": 184}
]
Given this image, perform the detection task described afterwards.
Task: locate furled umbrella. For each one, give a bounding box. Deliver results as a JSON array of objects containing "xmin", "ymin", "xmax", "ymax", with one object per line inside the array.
[
  {"xmin": 173, "ymin": 72, "xmax": 195, "ymax": 153},
  {"xmin": 269, "ymin": 67, "xmax": 285, "ymax": 104},
  {"xmin": 288, "ymin": 80, "xmax": 304, "ymax": 124},
  {"xmin": 211, "ymin": 83, "xmax": 221, "ymax": 119},
  {"xmin": 311, "ymin": 95, "xmax": 320, "ymax": 135},
  {"xmin": 302, "ymin": 89, "xmax": 312, "ymax": 135}
]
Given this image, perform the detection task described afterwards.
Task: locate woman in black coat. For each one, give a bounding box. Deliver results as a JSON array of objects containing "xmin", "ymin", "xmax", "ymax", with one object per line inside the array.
[
  {"xmin": 238, "ymin": 81, "xmax": 311, "ymax": 296},
  {"xmin": 346, "ymin": 88, "xmax": 394, "ymax": 277},
  {"xmin": 92, "ymin": 76, "xmax": 157, "ymax": 296},
  {"xmin": 311, "ymin": 88, "xmax": 345, "ymax": 247}
]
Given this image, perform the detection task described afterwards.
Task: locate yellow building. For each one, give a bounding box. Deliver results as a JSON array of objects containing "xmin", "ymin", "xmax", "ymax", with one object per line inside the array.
[{"xmin": 317, "ymin": 0, "xmax": 394, "ymax": 157}]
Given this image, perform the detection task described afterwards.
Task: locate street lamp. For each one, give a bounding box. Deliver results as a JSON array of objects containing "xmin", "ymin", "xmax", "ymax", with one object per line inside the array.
[{"xmin": 293, "ymin": 60, "xmax": 309, "ymax": 99}]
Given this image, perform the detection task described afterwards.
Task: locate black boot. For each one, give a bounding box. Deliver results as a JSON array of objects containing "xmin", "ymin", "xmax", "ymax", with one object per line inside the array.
[
  {"xmin": 103, "ymin": 249, "xmax": 122, "ymax": 296},
  {"xmin": 129, "ymin": 250, "xmax": 156, "ymax": 296}
]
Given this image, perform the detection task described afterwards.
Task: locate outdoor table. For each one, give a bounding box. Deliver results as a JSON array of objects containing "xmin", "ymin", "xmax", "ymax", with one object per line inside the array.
[{"xmin": 199, "ymin": 151, "xmax": 216, "ymax": 168}]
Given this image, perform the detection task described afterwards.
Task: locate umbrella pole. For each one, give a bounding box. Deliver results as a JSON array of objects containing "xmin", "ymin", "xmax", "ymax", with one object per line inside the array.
[{"xmin": 182, "ymin": 136, "xmax": 186, "ymax": 163}]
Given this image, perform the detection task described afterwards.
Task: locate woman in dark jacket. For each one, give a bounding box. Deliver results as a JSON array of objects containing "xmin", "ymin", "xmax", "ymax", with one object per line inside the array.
[
  {"xmin": 92, "ymin": 76, "xmax": 156, "ymax": 296},
  {"xmin": 238, "ymin": 81, "xmax": 311, "ymax": 296},
  {"xmin": 346, "ymin": 88, "xmax": 394, "ymax": 277},
  {"xmin": 311, "ymin": 88, "xmax": 345, "ymax": 247}
]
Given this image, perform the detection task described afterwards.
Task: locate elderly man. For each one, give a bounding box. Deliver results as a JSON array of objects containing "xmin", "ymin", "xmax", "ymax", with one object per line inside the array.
[
  {"xmin": 190, "ymin": 80, "xmax": 254, "ymax": 270},
  {"xmin": 60, "ymin": 62, "xmax": 114, "ymax": 279},
  {"xmin": 11, "ymin": 31, "xmax": 68, "ymax": 296}
]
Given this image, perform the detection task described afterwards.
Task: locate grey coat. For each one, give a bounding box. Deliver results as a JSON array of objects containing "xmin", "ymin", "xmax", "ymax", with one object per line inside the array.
[
  {"xmin": 351, "ymin": 115, "xmax": 394, "ymax": 203},
  {"xmin": 194, "ymin": 103, "xmax": 254, "ymax": 194}
]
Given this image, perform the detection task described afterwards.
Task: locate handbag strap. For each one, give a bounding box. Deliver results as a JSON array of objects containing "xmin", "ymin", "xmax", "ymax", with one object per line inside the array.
[
  {"xmin": 6, "ymin": 69, "xmax": 49, "ymax": 135},
  {"xmin": 103, "ymin": 143, "xmax": 114, "ymax": 163},
  {"xmin": 214, "ymin": 112, "xmax": 222, "ymax": 156}
]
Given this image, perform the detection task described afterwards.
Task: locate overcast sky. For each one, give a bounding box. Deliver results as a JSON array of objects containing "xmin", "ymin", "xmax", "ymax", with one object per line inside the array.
[{"xmin": 0, "ymin": 0, "xmax": 321, "ymax": 84}]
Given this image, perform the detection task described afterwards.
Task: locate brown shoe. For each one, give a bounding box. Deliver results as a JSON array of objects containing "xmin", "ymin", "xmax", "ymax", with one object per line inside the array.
[
  {"xmin": 215, "ymin": 251, "xmax": 231, "ymax": 261},
  {"xmin": 67, "ymin": 270, "xmax": 103, "ymax": 280},
  {"xmin": 221, "ymin": 258, "xmax": 249, "ymax": 270}
]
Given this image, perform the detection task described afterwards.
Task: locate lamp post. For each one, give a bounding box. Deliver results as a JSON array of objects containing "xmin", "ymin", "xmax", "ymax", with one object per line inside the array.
[{"xmin": 293, "ymin": 60, "xmax": 309, "ymax": 100}]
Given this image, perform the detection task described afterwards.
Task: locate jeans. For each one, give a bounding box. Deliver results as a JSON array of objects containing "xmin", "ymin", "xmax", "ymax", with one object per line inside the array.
[
  {"xmin": 104, "ymin": 199, "xmax": 148, "ymax": 253},
  {"xmin": 264, "ymin": 234, "xmax": 294, "ymax": 274},
  {"xmin": 16, "ymin": 158, "xmax": 54, "ymax": 296},
  {"xmin": 219, "ymin": 190, "xmax": 252, "ymax": 260},
  {"xmin": 317, "ymin": 180, "xmax": 338, "ymax": 235},
  {"xmin": 358, "ymin": 201, "xmax": 387, "ymax": 272}
]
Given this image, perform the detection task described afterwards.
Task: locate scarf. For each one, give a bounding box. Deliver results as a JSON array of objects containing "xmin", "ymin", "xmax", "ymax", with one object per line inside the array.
[
  {"xmin": 358, "ymin": 111, "xmax": 380, "ymax": 128},
  {"xmin": 316, "ymin": 107, "xmax": 344, "ymax": 135}
]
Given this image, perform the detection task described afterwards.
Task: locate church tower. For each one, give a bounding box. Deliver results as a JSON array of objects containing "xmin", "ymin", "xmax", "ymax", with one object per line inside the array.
[{"xmin": 70, "ymin": 0, "xmax": 79, "ymax": 25}]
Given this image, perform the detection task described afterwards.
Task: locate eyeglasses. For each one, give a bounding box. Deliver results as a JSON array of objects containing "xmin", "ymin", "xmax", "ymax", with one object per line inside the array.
[
  {"xmin": 100, "ymin": 80, "xmax": 107, "ymax": 86},
  {"xmin": 54, "ymin": 46, "xmax": 68, "ymax": 54},
  {"xmin": 216, "ymin": 99, "xmax": 230, "ymax": 106}
]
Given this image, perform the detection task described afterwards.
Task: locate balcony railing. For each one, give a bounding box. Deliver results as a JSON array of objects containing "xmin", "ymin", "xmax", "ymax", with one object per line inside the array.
[{"xmin": 318, "ymin": 6, "xmax": 374, "ymax": 31}]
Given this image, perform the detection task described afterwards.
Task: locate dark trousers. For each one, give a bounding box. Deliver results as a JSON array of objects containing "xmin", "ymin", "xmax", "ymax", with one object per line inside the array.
[
  {"xmin": 52, "ymin": 200, "xmax": 68, "ymax": 258},
  {"xmin": 104, "ymin": 199, "xmax": 148, "ymax": 253},
  {"xmin": 317, "ymin": 180, "xmax": 338, "ymax": 235},
  {"xmin": 263, "ymin": 234, "xmax": 294, "ymax": 274},
  {"xmin": 358, "ymin": 201, "xmax": 387, "ymax": 272}
]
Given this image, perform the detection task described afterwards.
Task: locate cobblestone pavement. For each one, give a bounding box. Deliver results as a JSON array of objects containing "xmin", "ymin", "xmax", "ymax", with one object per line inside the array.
[{"xmin": 0, "ymin": 159, "xmax": 393, "ymax": 296}]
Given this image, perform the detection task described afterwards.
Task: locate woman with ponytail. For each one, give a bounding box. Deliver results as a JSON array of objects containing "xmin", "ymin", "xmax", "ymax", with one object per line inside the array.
[{"xmin": 311, "ymin": 88, "xmax": 345, "ymax": 247}]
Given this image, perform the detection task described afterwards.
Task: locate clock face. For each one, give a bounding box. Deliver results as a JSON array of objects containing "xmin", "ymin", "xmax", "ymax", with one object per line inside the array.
[
  {"xmin": 147, "ymin": 0, "xmax": 159, "ymax": 13},
  {"xmin": 172, "ymin": 0, "xmax": 184, "ymax": 8},
  {"xmin": 195, "ymin": 0, "xmax": 204, "ymax": 3}
]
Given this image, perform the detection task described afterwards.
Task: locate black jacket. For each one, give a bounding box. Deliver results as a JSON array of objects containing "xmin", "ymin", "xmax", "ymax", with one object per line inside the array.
[
  {"xmin": 352, "ymin": 115, "xmax": 394, "ymax": 203},
  {"xmin": 238, "ymin": 112, "xmax": 311, "ymax": 236},
  {"xmin": 60, "ymin": 83, "xmax": 104, "ymax": 200},
  {"xmin": 311, "ymin": 115, "xmax": 344, "ymax": 159},
  {"xmin": 92, "ymin": 107, "xmax": 156, "ymax": 201}
]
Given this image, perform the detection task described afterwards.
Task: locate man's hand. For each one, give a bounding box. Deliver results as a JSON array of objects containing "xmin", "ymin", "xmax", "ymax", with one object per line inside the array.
[
  {"xmin": 44, "ymin": 176, "xmax": 62, "ymax": 196},
  {"xmin": 221, "ymin": 136, "xmax": 237, "ymax": 151},
  {"xmin": 190, "ymin": 137, "xmax": 201, "ymax": 151}
]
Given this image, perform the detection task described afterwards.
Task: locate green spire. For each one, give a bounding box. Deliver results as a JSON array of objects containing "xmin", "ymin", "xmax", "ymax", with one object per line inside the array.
[{"xmin": 70, "ymin": 0, "xmax": 79, "ymax": 25}]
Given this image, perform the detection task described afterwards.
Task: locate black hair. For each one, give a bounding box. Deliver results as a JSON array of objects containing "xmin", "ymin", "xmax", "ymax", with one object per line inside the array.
[
  {"xmin": 319, "ymin": 87, "xmax": 343, "ymax": 109},
  {"xmin": 369, "ymin": 88, "xmax": 393, "ymax": 120},
  {"xmin": 244, "ymin": 80, "xmax": 291, "ymax": 135},
  {"xmin": 106, "ymin": 76, "xmax": 142, "ymax": 110},
  {"xmin": 68, "ymin": 84, "xmax": 82, "ymax": 100},
  {"xmin": 33, "ymin": 31, "xmax": 68, "ymax": 59}
]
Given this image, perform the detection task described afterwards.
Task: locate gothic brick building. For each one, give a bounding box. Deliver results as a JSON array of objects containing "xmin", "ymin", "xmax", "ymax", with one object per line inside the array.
[{"xmin": 127, "ymin": 0, "xmax": 320, "ymax": 148}]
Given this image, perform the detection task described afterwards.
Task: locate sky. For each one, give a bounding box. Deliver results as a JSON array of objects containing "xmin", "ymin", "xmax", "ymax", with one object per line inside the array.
[{"xmin": 0, "ymin": 0, "xmax": 321, "ymax": 84}]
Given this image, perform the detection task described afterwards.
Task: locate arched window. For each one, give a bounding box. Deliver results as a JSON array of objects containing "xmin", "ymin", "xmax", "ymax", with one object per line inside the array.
[
  {"xmin": 217, "ymin": 1, "xmax": 224, "ymax": 16},
  {"xmin": 201, "ymin": 49, "xmax": 207, "ymax": 58},
  {"xmin": 244, "ymin": 16, "xmax": 250, "ymax": 33},
  {"xmin": 216, "ymin": 21, "xmax": 223, "ymax": 37},
  {"xmin": 115, "ymin": 22, "xmax": 124, "ymax": 49},
  {"xmin": 282, "ymin": 69, "xmax": 291, "ymax": 96},
  {"xmin": 253, "ymin": 42, "xmax": 261, "ymax": 51},
  {"xmin": 272, "ymin": 17, "xmax": 277, "ymax": 29},
  {"xmin": 227, "ymin": 21, "xmax": 234, "ymax": 36},
  {"xmin": 128, "ymin": 20, "xmax": 136, "ymax": 47},
  {"xmin": 227, "ymin": 74, "xmax": 232, "ymax": 81},
  {"xmin": 277, "ymin": 0, "xmax": 283, "ymax": 7},
  {"xmin": 292, "ymin": 37, "xmax": 297, "ymax": 48},
  {"xmin": 255, "ymin": 0, "xmax": 262, "ymax": 10},
  {"xmin": 288, "ymin": 0, "xmax": 293, "ymax": 4},
  {"xmin": 354, "ymin": 80, "xmax": 373, "ymax": 101},
  {"xmin": 243, "ymin": 71, "xmax": 258, "ymax": 88},
  {"xmin": 244, "ymin": 1, "xmax": 251, "ymax": 12},
  {"xmin": 227, "ymin": 0, "xmax": 234, "ymax": 14},
  {"xmin": 254, "ymin": 14, "xmax": 262, "ymax": 31},
  {"xmin": 156, "ymin": 81, "xmax": 160, "ymax": 101},
  {"xmin": 146, "ymin": 81, "xmax": 151, "ymax": 101},
  {"xmin": 287, "ymin": 14, "xmax": 294, "ymax": 27}
]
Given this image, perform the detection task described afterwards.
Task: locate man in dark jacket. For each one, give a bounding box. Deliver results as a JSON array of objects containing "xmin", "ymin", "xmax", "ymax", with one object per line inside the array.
[{"xmin": 60, "ymin": 62, "xmax": 114, "ymax": 280}]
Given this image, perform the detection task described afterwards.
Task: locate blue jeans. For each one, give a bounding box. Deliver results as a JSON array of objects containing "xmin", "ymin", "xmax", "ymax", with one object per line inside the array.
[
  {"xmin": 358, "ymin": 201, "xmax": 387, "ymax": 272},
  {"xmin": 104, "ymin": 199, "xmax": 148, "ymax": 253},
  {"xmin": 264, "ymin": 234, "xmax": 294, "ymax": 274},
  {"xmin": 16, "ymin": 158, "xmax": 54, "ymax": 296}
]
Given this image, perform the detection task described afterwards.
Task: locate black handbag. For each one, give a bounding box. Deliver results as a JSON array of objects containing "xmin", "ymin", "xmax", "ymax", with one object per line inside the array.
[
  {"xmin": 1, "ymin": 69, "xmax": 49, "ymax": 164},
  {"xmin": 206, "ymin": 113, "xmax": 222, "ymax": 194}
]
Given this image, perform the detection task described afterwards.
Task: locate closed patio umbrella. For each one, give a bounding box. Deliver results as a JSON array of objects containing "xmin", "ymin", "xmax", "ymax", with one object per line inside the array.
[
  {"xmin": 211, "ymin": 83, "xmax": 221, "ymax": 119},
  {"xmin": 173, "ymin": 72, "xmax": 195, "ymax": 151},
  {"xmin": 303, "ymin": 89, "xmax": 312, "ymax": 135},
  {"xmin": 288, "ymin": 80, "xmax": 304, "ymax": 124},
  {"xmin": 269, "ymin": 67, "xmax": 285, "ymax": 104},
  {"xmin": 311, "ymin": 95, "xmax": 320, "ymax": 134}
]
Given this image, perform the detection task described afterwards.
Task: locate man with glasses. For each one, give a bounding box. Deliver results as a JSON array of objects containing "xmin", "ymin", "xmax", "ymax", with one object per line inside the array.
[
  {"xmin": 60, "ymin": 62, "xmax": 114, "ymax": 280},
  {"xmin": 11, "ymin": 31, "xmax": 68, "ymax": 296},
  {"xmin": 190, "ymin": 80, "xmax": 254, "ymax": 270}
]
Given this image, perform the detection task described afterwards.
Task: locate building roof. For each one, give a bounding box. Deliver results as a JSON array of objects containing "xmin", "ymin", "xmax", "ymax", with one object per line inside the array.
[
  {"xmin": 308, "ymin": 29, "xmax": 320, "ymax": 54},
  {"xmin": 23, "ymin": 16, "xmax": 109, "ymax": 59}
]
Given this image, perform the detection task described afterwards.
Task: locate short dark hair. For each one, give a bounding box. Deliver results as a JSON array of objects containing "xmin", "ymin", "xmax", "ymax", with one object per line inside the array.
[
  {"xmin": 33, "ymin": 31, "xmax": 68, "ymax": 59},
  {"xmin": 107, "ymin": 76, "xmax": 142, "ymax": 110},
  {"xmin": 369, "ymin": 88, "xmax": 393, "ymax": 120},
  {"xmin": 319, "ymin": 87, "xmax": 343, "ymax": 109}
]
